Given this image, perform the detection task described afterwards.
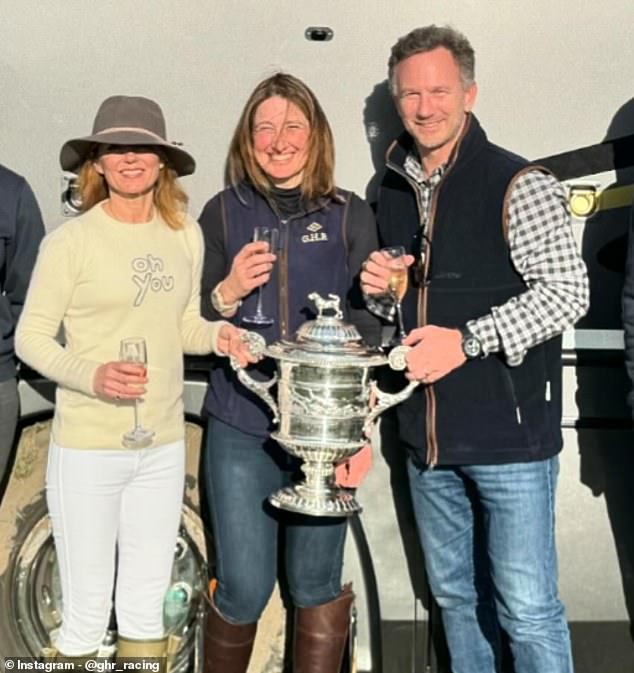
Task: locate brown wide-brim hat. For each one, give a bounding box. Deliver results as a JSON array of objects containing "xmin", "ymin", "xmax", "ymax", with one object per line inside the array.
[{"xmin": 59, "ymin": 95, "xmax": 196, "ymax": 176}]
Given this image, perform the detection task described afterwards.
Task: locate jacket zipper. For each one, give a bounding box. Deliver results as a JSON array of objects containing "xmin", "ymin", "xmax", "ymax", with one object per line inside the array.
[
  {"xmin": 385, "ymin": 144, "xmax": 461, "ymax": 468},
  {"xmin": 273, "ymin": 201, "xmax": 329, "ymax": 340},
  {"xmin": 421, "ymin": 181, "xmax": 442, "ymax": 467},
  {"xmin": 278, "ymin": 218, "xmax": 289, "ymax": 338}
]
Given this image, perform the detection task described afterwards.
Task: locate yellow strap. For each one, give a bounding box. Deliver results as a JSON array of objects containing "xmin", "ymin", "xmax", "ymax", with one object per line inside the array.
[
  {"xmin": 598, "ymin": 184, "xmax": 634, "ymax": 212},
  {"xmin": 599, "ymin": 185, "xmax": 634, "ymax": 210}
]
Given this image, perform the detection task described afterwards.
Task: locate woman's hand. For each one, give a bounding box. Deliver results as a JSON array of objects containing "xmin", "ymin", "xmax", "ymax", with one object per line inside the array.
[
  {"xmin": 216, "ymin": 324, "xmax": 262, "ymax": 367},
  {"xmin": 335, "ymin": 443, "xmax": 373, "ymax": 488},
  {"xmin": 93, "ymin": 361, "xmax": 147, "ymax": 400},
  {"xmin": 221, "ymin": 241, "xmax": 277, "ymax": 304}
]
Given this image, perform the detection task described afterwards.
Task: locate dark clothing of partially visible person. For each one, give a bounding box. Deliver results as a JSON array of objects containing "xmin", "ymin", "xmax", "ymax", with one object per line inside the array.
[
  {"xmin": 621, "ymin": 198, "xmax": 634, "ymax": 414},
  {"xmin": 0, "ymin": 164, "xmax": 44, "ymax": 489},
  {"xmin": 377, "ymin": 115, "xmax": 563, "ymax": 468},
  {"xmin": 0, "ymin": 378, "xmax": 19, "ymax": 488},
  {"xmin": 200, "ymin": 182, "xmax": 381, "ymax": 438},
  {"xmin": 0, "ymin": 165, "xmax": 45, "ymax": 381}
]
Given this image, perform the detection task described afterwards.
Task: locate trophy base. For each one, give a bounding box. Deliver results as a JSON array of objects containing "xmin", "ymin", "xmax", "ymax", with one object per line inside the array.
[{"xmin": 269, "ymin": 485, "xmax": 362, "ymax": 517}]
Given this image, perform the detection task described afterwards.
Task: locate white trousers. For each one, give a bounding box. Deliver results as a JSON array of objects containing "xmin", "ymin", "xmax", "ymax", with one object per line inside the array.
[{"xmin": 46, "ymin": 439, "xmax": 185, "ymax": 655}]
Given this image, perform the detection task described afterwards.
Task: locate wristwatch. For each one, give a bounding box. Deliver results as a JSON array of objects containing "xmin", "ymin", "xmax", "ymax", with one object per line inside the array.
[{"xmin": 459, "ymin": 326, "xmax": 483, "ymax": 360}]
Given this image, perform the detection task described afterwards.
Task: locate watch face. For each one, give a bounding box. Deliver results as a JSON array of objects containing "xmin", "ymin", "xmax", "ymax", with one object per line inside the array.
[{"xmin": 463, "ymin": 335, "xmax": 482, "ymax": 358}]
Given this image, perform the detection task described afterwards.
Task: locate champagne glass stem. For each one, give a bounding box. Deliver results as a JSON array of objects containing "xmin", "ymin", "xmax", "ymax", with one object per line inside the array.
[
  {"xmin": 395, "ymin": 301, "xmax": 406, "ymax": 341},
  {"xmin": 119, "ymin": 337, "xmax": 153, "ymax": 449},
  {"xmin": 242, "ymin": 226, "xmax": 278, "ymax": 327},
  {"xmin": 254, "ymin": 286, "xmax": 265, "ymax": 318}
]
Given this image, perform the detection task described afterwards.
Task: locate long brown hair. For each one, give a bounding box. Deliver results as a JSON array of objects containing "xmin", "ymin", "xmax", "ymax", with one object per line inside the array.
[
  {"xmin": 77, "ymin": 151, "xmax": 188, "ymax": 230},
  {"xmin": 226, "ymin": 73, "xmax": 337, "ymax": 201}
]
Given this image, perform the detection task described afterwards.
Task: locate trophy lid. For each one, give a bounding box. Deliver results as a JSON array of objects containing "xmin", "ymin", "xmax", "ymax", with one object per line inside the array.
[{"xmin": 265, "ymin": 293, "xmax": 387, "ymax": 367}]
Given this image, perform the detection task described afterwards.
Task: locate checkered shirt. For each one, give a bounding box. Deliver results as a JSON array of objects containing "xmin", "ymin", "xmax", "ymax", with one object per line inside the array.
[{"xmin": 370, "ymin": 152, "xmax": 589, "ymax": 366}]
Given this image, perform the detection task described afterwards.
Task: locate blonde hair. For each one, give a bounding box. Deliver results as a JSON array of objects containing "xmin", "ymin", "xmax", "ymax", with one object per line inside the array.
[
  {"xmin": 227, "ymin": 73, "xmax": 336, "ymax": 201},
  {"xmin": 77, "ymin": 152, "xmax": 188, "ymax": 230}
]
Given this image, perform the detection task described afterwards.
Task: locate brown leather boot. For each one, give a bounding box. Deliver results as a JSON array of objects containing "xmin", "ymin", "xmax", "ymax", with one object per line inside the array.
[
  {"xmin": 293, "ymin": 584, "xmax": 355, "ymax": 673},
  {"xmin": 203, "ymin": 599, "xmax": 257, "ymax": 673}
]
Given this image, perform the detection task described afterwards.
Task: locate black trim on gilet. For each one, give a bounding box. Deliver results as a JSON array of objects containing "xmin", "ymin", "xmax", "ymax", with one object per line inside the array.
[
  {"xmin": 378, "ymin": 116, "xmax": 563, "ymax": 467},
  {"xmin": 204, "ymin": 183, "xmax": 352, "ymax": 438}
]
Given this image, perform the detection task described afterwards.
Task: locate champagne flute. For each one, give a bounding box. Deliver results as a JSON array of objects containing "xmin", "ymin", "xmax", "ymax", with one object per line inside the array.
[
  {"xmin": 382, "ymin": 246, "xmax": 408, "ymax": 343},
  {"xmin": 242, "ymin": 226, "xmax": 279, "ymax": 326},
  {"xmin": 120, "ymin": 337, "xmax": 154, "ymax": 449}
]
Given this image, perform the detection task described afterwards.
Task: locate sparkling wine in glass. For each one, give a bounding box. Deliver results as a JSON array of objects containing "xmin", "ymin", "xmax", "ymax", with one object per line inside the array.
[
  {"xmin": 382, "ymin": 246, "xmax": 408, "ymax": 342},
  {"xmin": 242, "ymin": 226, "xmax": 279, "ymax": 327},
  {"xmin": 120, "ymin": 337, "xmax": 154, "ymax": 449}
]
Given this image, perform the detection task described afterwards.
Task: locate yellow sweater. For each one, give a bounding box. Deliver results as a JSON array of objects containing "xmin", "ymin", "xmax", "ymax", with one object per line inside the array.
[{"xmin": 16, "ymin": 204, "xmax": 226, "ymax": 450}]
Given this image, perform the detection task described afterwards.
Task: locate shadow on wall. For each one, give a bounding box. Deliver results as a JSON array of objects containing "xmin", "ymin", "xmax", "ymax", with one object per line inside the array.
[
  {"xmin": 362, "ymin": 80, "xmax": 404, "ymax": 211},
  {"xmin": 574, "ymin": 96, "xmax": 634, "ymax": 659},
  {"xmin": 361, "ymin": 79, "xmax": 425, "ymax": 605}
]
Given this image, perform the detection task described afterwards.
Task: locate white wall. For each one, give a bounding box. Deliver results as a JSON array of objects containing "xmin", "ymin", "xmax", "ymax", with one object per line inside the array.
[{"xmin": 2, "ymin": 0, "xmax": 634, "ymax": 226}]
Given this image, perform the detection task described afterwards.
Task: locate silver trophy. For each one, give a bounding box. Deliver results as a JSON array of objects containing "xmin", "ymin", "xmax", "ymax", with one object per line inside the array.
[{"xmin": 234, "ymin": 293, "xmax": 419, "ymax": 517}]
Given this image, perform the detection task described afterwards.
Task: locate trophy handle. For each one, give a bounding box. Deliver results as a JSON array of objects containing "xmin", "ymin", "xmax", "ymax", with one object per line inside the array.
[
  {"xmin": 230, "ymin": 331, "xmax": 280, "ymax": 424},
  {"xmin": 362, "ymin": 345, "xmax": 420, "ymax": 435}
]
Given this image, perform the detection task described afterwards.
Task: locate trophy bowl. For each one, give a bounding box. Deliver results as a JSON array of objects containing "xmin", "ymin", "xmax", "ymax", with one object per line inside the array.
[{"xmin": 234, "ymin": 293, "xmax": 419, "ymax": 517}]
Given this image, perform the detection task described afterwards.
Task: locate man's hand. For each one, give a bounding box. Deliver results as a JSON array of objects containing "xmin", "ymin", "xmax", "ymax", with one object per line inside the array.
[
  {"xmin": 221, "ymin": 241, "xmax": 276, "ymax": 305},
  {"xmin": 216, "ymin": 324, "xmax": 262, "ymax": 367},
  {"xmin": 93, "ymin": 361, "xmax": 147, "ymax": 400},
  {"xmin": 403, "ymin": 325, "xmax": 466, "ymax": 383},
  {"xmin": 360, "ymin": 250, "xmax": 415, "ymax": 296}
]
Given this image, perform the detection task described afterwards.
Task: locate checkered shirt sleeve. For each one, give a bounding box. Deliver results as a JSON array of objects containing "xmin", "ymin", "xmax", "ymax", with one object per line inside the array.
[
  {"xmin": 365, "ymin": 293, "xmax": 395, "ymax": 321},
  {"xmin": 365, "ymin": 156, "xmax": 440, "ymax": 322},
  {"xmin": 467, "ymin": 170, "xmax": 589, "ymax": 366}
]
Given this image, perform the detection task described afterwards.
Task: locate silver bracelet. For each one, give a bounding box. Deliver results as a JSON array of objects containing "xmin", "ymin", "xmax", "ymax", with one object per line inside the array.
[{"xmin": 211, "ymin": 283, "xmax": 242, "ymax": 314}]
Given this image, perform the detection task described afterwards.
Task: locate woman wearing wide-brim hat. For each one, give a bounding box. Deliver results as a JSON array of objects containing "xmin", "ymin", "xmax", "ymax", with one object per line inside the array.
[{"xmin": 16, "ymin": 95, "xmax": 258, "ymax": 664}]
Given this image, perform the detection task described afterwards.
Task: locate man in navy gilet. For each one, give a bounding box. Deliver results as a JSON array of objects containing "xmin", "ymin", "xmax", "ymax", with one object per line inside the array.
[
  {"xmin": 361, "ymin": 25, "xmax": 589, "ymax": 673},
  {"xmin": 0, "ymin": 164, "xmax": 44, "ymax": 498}
]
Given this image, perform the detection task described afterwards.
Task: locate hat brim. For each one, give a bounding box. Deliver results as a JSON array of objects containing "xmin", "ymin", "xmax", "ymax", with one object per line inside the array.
[{"xmin": 59, "ymin": 130, "xmax": 196, "ymax": 177}]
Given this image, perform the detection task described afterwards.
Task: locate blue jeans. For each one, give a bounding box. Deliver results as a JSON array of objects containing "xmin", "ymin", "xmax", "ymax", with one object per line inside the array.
[
  {"xmin": 407, "ymin": 456, "xmax": 573, "ymax": 673},
  {"xmin": 204, "ymin": 417, "xmax": 348, "ymax": 624}
]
